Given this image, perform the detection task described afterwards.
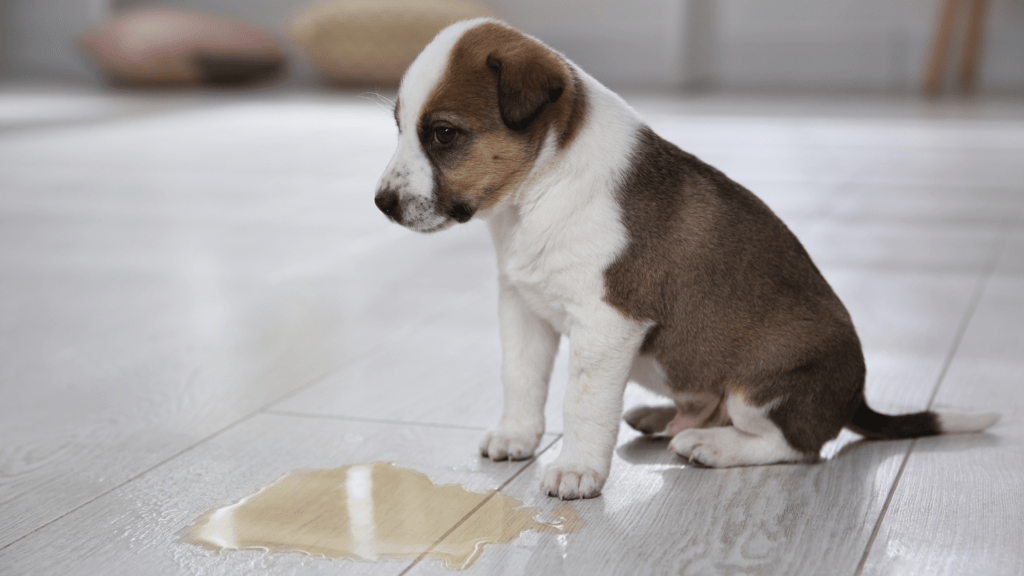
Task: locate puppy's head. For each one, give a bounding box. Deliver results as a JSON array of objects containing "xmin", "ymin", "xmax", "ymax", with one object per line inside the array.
[{"xmin": 374, "ymin": 19, "xmax": 586, "ymax": 232}]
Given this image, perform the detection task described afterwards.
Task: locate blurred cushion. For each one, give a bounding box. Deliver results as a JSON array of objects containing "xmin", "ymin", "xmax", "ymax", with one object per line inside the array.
[
  {"xmin": 289, "ymin": 0, "xmax": 493, "ymax": 87},
  {"xmin": 80, "ymin": 8, "xmax": 286, "ymax": 87}
]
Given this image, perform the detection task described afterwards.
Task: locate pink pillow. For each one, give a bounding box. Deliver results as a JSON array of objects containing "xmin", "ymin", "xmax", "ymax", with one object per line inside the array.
[{"xmin": 80, "ymin": 8, "xmax": 286, "ymax": 86}]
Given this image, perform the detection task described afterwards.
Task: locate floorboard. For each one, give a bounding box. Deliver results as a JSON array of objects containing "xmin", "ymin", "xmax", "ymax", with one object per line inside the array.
[
  {"xmin": 859, "ymin": 275, "xmax": 1024, "ymax": 576},
  {"xmin": 0, "ymin": 413, "xmax": 557, "ymax": 575},
  {"xmin": 1, "ymin": 84, "xmax": 1022, "ymax": 575}
]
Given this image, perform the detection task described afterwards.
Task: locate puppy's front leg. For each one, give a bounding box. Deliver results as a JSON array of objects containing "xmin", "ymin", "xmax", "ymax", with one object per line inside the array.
[
  {"xmin": 543, "ymin": 314, "xmax": 648, "ymax": 499},
  {"xmin": 480, "ymin": 279, "xmax": 560, "ymax": 461}
]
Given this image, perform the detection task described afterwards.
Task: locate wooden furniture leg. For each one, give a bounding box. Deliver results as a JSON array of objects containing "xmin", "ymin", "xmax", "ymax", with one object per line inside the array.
[
  {"xmin": 959, "ymin": 0, "xmax": 989, "ymax": 92},
  {"xmin": 923, "ymin": 0, "xmax": 964, "ymax": 95}
]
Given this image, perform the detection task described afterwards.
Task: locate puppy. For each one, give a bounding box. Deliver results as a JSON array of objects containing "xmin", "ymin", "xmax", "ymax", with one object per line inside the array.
[{"xmin": 374, "ymin": 19, "xmax": 999, "ymax": 499}]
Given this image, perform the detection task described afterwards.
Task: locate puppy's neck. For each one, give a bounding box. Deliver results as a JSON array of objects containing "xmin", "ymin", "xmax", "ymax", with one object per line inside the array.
[
  {"xmin": 481, "ymin": 73, "xmax": 643, "ymax": 273},
  {"xmin": 481, "ymin": 71, "xmax": 643, "ymax": 233}
]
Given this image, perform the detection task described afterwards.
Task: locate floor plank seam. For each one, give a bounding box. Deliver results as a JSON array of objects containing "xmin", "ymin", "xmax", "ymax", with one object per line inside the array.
[
  {"xmin": 256, "ymin": 296, "xmax": 486, "ymax": 415},
  {"xmin": 854, "ymin": 439, "xmax": 916, "ymax": 576},
  {"xmin": 396, "ymin": 434, "xmax": 563, "ymax": 576},
  {"xmin": 0, "ymin": 405, "xmax": 264, "ymax": 554},
  {"xmin": 261, "ymin": 409, "xmax": 492, "ymax": 432},
  {"xmin": 0, "ymin": 356, "xmax": 359, "ymax": 553},
  {"xmin": 853, "ymin": 219, "xmax": 1015, "ymax": 575},
  {"xmin": 924, "ymin": 220, "xmax": 1014, "ymax": 410},
  {"xmin": 0, "ymin": 263, "xmax": 493, "ymax": 550}
]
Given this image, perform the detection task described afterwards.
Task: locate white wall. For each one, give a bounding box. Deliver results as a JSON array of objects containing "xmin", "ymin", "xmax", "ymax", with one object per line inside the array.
[
  {"xmin": 2, "ymin": 0, "xmax": 1022, "ymax": 93},
  {"xmin": 487, "ymin": 0, "xmax": 696, "ymax": 87},
  {"xmin": 1, "ymin": 0, "xmax": 109, "ymax": 81},
  {"xmin": 501, "ymin": 0, "xmax": 1024, "ymax": 92},
  {"xmin": 714, "ymin": 0, "xmax": 1024, "ymax": 93},
  {"xmin": 146, "ymin": 0, "xmax": 1024, "ymax": 92}
]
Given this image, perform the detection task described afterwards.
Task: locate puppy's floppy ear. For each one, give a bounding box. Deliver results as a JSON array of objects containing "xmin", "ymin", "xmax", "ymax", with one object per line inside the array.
[{"xmin": 486, "ymin": 43, "xmax": 567, "ymax": 131}]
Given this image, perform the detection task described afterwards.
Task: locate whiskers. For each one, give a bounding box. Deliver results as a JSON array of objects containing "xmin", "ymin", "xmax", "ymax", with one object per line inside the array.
[{"xmin": 360, "ymin": 91, "xmax": 397, "ymax": 116}]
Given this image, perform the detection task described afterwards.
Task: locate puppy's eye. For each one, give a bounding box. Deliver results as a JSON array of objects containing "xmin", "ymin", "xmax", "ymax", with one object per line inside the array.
[{"xmin": 433, "ymin": 126, "xmax": 458, "ymax": 145}]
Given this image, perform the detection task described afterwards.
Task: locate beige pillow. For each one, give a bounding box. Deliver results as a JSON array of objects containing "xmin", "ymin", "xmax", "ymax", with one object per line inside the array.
[
  {"xmin": 80, "ymin": 8, "xmax": 286, "ymax": 86},
  {"xmin": 289, "ymin": 0, "xmax": 493, "ymax": 87}
]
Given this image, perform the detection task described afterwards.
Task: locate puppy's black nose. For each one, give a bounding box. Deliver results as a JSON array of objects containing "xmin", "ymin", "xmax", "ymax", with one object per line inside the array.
[{"xmin": 375, "ymin": 190, "xmax": 401, "ymax": 221}]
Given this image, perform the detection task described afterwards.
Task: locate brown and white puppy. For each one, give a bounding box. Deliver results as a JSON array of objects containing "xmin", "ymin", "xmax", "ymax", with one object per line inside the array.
[{"xmin": 374, "ymin": 19, "xmax": 999, "ymax": 500}]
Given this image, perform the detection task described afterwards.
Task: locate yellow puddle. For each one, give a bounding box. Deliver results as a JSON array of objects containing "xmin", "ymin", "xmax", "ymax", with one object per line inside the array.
[{"xmin": 186, "ymin": 462, "xmax": 582, "ymax": 569}]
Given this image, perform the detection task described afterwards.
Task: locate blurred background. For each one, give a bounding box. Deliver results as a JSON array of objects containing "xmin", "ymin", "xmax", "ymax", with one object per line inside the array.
[
  {"xmin": 2, "ymin": 2, "xmax": 1024, "ymax": 574},
  {"xmin": 2, "ymin": 0, "xmax": 1023, "ymax": 94}
]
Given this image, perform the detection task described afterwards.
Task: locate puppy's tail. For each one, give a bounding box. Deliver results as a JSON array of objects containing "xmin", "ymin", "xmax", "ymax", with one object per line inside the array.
[{"xmin": 848, "ymin": 400, "xmax": 1000, "ymax": 439}]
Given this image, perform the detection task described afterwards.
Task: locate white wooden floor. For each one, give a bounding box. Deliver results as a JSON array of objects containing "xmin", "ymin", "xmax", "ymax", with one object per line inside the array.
[{"xmin": 1, "ymin": 83, "xmax": 1022, "ymax": 576}]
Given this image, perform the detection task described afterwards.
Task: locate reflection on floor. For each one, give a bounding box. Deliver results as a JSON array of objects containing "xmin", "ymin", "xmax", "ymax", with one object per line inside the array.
[{"xmin": 1, "ymin": 82, "xmax": 1022, "ymax": 576}]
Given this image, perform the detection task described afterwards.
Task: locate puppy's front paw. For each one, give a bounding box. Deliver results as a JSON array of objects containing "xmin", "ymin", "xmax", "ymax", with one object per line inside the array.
[
  {"xmin": 479, "ymin": 426, "xmax": 541, "ymax": 461},
  {"xmin": 541, "ymin": 462, "xmax": 606, "ymax": 500}
]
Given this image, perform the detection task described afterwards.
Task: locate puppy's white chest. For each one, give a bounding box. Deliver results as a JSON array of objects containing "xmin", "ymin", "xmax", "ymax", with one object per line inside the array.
[
  {"xmin": 496, "ymin": 204, "xmax": 627, "ymax": 336},
  {"xmin": 503, "ymin": 249, "xmax": 580, "ymax": 335}
]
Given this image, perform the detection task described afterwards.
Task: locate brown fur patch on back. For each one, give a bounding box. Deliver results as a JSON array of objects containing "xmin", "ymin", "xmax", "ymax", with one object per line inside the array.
[
  {"xmin": 604, "ymin": 126, "xmax": 866, "ymax": 455},
  {"xmin": 417, "ymin": 21, "xmax": 588, "ymax": 214}
]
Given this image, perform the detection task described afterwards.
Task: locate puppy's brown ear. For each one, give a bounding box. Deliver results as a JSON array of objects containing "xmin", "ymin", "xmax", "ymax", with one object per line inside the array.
[{"xmin": 486, "ymin": 44, "xmax": 567, "ymax": 131}]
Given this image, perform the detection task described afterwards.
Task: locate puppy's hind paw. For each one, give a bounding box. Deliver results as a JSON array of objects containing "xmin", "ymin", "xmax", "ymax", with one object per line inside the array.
[
  {"xmin": 623, "ymin": 405, "xmax": 676, "ymax": 436},
  {"xmin": 541, "ymin": 463, "xmax": 606, "ymax": 500},
  {"xmin": 669, "ymin": 429, "xmax": 725, "ymax": 467},
  {"xmin": 479, "ymin": 427, "xmax": 541, "ymax": 461}
]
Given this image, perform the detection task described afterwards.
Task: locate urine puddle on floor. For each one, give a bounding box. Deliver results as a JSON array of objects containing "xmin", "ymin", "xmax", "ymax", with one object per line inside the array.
[{"xmin": 186, "ymin": 462, "xmax": 582, "ymax": 569}]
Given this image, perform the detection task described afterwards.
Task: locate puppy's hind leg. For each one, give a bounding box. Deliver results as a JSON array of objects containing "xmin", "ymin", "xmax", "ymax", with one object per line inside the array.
[
  {"xmin": 665, "ymin": 393, "xmax": 724, "ymax": 436},
  {"xmin": 623, "ymin": 405, "xmax": 676, "ymax": 435},
  {"xmin": 669, "ymin": 392, "xmax": 807, "ymax": 468},
  {"xmin": 624, "ymin": 393, "xmax": 722, "ymax": 436}
]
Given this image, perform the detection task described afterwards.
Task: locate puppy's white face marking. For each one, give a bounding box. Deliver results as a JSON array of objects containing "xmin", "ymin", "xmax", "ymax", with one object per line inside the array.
[{"xmin": 375, "ymin": 18, "xmax": 491, "ymax": 233}]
